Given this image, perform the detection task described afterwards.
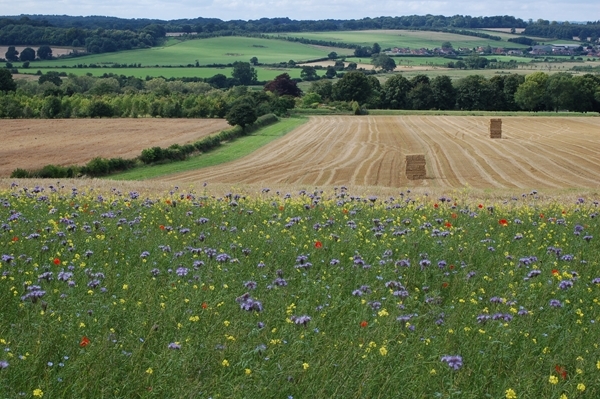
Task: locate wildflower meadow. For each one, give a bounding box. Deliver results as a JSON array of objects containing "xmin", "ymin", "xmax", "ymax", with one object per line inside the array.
[{"xmin": 1, "ymin": 182, "xmax": 599, "ymax": 398}]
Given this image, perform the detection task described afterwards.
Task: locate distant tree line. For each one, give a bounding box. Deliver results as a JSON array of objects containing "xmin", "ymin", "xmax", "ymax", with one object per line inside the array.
[
  {"xmin": 523, "ymin": 20, "xmax": 600, "ymax": 41},
  {"xmin": 10, "ymin": 14, "xmax": 527, "ymax": 35}
]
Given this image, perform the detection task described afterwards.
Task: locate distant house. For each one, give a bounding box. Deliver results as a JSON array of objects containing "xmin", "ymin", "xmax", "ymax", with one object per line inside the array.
[{"xmin": 531, "ymin": 45, "xmax": 553, "ymax": 55}]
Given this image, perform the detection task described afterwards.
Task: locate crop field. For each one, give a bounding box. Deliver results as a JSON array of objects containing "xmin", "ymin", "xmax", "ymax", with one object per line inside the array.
[
  {"xmin": 16, "ymin": 66, "xmax": 311, "ymax": 81},
  {"xmin": 269, "ymin": 30, "xmax": 531, "ymax": 50},
  {"xmin": 12, "ymin": 36, "xmax": 350, "ymax": 68},
  {"xmin": 0, "ymin": 178, "xmax": 599, "ymax": 398},
  {"xmin": 156, "ymin": 115, "xmax": 600, "ymax": 190},
  {"xmin": 0, "ymin": 119, "xmax": 229, "ymax": 177}
]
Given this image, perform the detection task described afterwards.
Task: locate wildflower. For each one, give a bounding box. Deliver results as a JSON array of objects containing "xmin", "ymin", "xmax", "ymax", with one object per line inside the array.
[
  {"xmin": 168, "ymin": 342, "xmax": 181, "ymax": 350},
  {"xmin": 0, "ymin": 360, "xmax": 8, "ymax": 369},
  {"xmin": 146, "ymin": 368, "xmax": 153, "ymax": 374},
  {"xmin": 441, "ymin": 355, "xmax": 463, "ymax": 370},
  {"xmin": 222, "ymin": 359, "xmax": 230, "ymax": 367},
  {"xmin": 291, "ymin": 315, "xmax": 311, "ymax": 326},
  {"xmin": 549, "ymin": 299, "xmax": 563, "ymax": 308},
  {"xmin": 505, "ymin": 388, "xmax": 517, "ymax": 399},
  {"xmin": 499, "ymin": 219, "xmax": 508, "ymax": 226},
  {"xmin": 548, "ymin": 375, "xmax": 558, "ymax": 384},
  {"xmin": 53, "ymin": 258, "xmax": 60, "ymax": 265},
  {"xmin": 577, "ymin": 383, "xmax": 585, "ymax": 391},
  {"xmin": 201, "ymin": 302, "xmax": 208, "ymax": 309},
  {"xmin": 379, "ymin": 346, "xmax": 388, "ymax": 356},
  {"xmin": 555, "ymin": 365, "xmax": 567, "ymax": 379},
  {"xmin": 314, "ymin": 241, "xmax": 323, "ymax": 249},
  {"xmin": 360, "ymin": 320, "xmax": 368, "ymax": 328},
  {"xmin": 33, "ymin": 389, "xmax": 44, "ymax": 397},
  {"xmin": 597, "ymin": 360, "xmax": 600, "ymax": 369},
  {"xmin": 245, "ymin": 368, "xmax": 252, "ymax": 375},
  {"xmin": 302, "ymin": 362, "xmax": 309, "ymax": 370},
  {"xmin": 79, "ymin": 336, "xmax": 90, "ymax": 347}
]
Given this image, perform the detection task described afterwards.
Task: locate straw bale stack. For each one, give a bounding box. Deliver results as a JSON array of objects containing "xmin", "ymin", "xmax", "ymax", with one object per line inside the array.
[
  {"xmin": 490, "ymin": 118, "xmax": 502, "ymax": 139},
  {"xmin": 405, "ymin": 154, "xmax": 426, "ymax": 180}
]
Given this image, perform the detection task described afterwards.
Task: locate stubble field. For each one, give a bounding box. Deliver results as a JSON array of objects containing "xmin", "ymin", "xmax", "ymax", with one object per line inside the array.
[
  {"xmin": 156, "ymin": 115, "xmax": 600, "ymax": 190},
  {"xmin": 0, "ymin": 118, "xmax": 229, "ymax": 176}
]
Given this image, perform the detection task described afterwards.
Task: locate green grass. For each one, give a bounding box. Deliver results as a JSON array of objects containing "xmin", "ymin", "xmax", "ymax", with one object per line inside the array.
[
  {"xmin": 109, "ymin": 117, "xmax": 308, "ymax": 180},
  {"xmin": 18, "ymin": 66, "xmax": 316, "ymax": 81},
  {"xmin": 1, "ymin": 183, "xmax": 599, "ymax": 398},
  {"xmin": 269, "ymin": 30, "xmax": 531, "ymax": 50},
  {"xmin": 12, "ymin": 36, "xmax": 350, "ymax": 68}
]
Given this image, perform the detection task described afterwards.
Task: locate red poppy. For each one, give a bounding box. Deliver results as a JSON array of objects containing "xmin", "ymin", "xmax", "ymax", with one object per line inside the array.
[
  {"xmin": 314, "ymin": 241, "xmax": 323, "ymax": 249},
  {"xmin": 539, "ymin": 213, "xmax": 544, "ymax": 218},
  {"xmin": 451, "ymin": 213, "xmax": 458, "ymax": 219},
  {"xmin": 552, "ymin": 269, "xmax": 559, "ymax": 276},
  {"xmin": 53, "ymin": 258, "xmax": 61, "ymax": 265},
  {"xmin": 442, "ymin": 282, "xmax": 449, "ymax": 288},
  {"xmin": 159, "ymin": 225, "xmax": 165, "ymax": 230},
  {"xmin": 478, "ymin": 204, "xmax": 483, "ymax": 209},
  {"xmin": 434, "ymin": 203, "xmax": 439, "ymax": 208},
  {"xmin": 499, "ymin": 219, "xmax": 508, "ymax": 226},
  {"xmin": 11, "ymin": 236, "xmax": 18, "ymax": 242},
  {"xmin": 360, "ymin": 321, "xmax": 368, "ymax": 328},
  {"xmin": 279, "ymin": 205, "xmax": 285, "ymax": 211},
  {"xmin": 201, "ymin": 302, "xmax": 208, "ymax": 309},
  {"xmin": 80, "ymin": 336, "xmax": 90, "ymax": 347},
  {"xmin": 449, "ymin": 264, "xmax": 455, "ymax": 270},
  {"xmin": 342, "ymin": 209, "xmax": 348, "ymax": 214},
  {"xmin": 555, "ymin": 365, "xmax": 567, "ymax": 379},
  {"xmin": 166, "ymin": 199, "xmax": 172, "ymax": 205},
  {"xmin": 445, "ymin": 222, "xmax": 452, "ymax": 228}
]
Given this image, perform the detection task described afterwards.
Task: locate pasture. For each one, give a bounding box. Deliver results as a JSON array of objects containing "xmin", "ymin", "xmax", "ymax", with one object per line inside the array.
[
  {"xmin": 269, "ymin": 30, "xmax": 531, "ymax": 50},
  {"xmin": 10, "ymin": 36, "xmax": 350, "ymax": 68},
  {"xmin": 155, "ymin": 116, "xmax": 600, "ymax": 190}
]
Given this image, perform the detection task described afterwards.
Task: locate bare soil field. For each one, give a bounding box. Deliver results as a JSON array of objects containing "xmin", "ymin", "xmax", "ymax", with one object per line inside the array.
[
  {"xmin": 0, "ymin": 118, "xmax": 229, "ymax": 176},
  {"xmin": 155, "ymin": 115, "xmax": 600, "ymax": 190}
]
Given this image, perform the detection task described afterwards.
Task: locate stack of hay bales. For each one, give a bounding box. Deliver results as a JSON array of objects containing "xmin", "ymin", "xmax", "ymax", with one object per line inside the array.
[
  {"xmin": 489, "ymin": 118, "xmax": 502, "ymax": 139},
  {"xmin": 405, "ymin": 154, "xmax": 426, "ymax": 180}
]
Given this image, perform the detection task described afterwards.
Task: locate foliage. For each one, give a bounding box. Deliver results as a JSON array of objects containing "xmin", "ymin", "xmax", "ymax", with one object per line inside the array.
[
  {"xmin": 264, "ymin": 73, "xmax": 302, "ymax": 97},
  {"xmin": 0, "ymin": 184, "xmax": 599, "ymax": 398},
  {"xmin": 0, "ymin": 69, "xmax": 16, "ymax": 93},
  {"xmin": 226, "ymin": 102, "xmax": 258, "ymax": 129},
  {"xmin": 231, "ymin": 62, "xmax": 257, "ymax": 86},
  {"xmin": 19, "ymin": 47, "xmax": 36, "ymax": 62},
  {"xmin": 372, "ymin": 53, "xmax": 396, "ymax": 71},
  {"xmin": 331, "ymin": 71, "xmax": 372, "ymax": 104},
  {"xmin": 37, "ymin": 45, "xmax": 53, "ymax": 60},
  {"xmin": 4, "ymin": 46, "xmax": 18, "ymax": 62}
]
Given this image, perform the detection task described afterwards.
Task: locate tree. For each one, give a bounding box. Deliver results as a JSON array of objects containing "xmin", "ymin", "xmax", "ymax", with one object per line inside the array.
[
  {"xmin": 455, "ymin": 75, "xmax": 493, "ymax": 110},
  {"xmin": 5, "ymin": 46, "xmax": 19, "ymax": 62},
  {"xmin": 328, "ymin": 52, "xmax": 338, "ymax": 59},
  {"xmin": 346, "ymin": 62, "xmax": 357, "ymax": 71},
  {"xmin": 514, "ymin": 72, "xmax": 549, "ymax": 111},
  {"xmin": 231, "ymin": 62, "xmax": 257, "ymax": 86},
  {"xmin": 372, "ymin": 43, "xmax": 381, "ymax": 54},
  {"xmin": 207, "ymin": 73, "xmax": 228, "ymax": 89},
  {"xmin": 333, "ymin": 60, "xmax": 345, "ymax": 71},
  {"xmin": 372, "ymin": 54, "xmax": 396, "ymax": 72},
  {"xmin": 382, "ymin": 75, "xmax": 412, "ymax": 109},
  {"xmin": 409, "ymin": 83, "xmax": 435, "ymax": 110},
  {"xmin": 225, "ymin": 102, "xmax": 257, "ymax": 130},
  {"xmin": 0, "ymin": 69, "xmax": 16, "ymax": 93},
  {"xmin": 250, "ymin": 57, "xmax": 259, "ymax": 65},
  {"xmin": 545, "ymin": 73, "xmax": 577, "ymax": 111},
  {"xmin": 332, "ymin": 71, "xmax": 372, "ymax": 103},
  {"xmin": 325, "ymin": 66, "xmax": 337, "ymax": 79},
  {"xmin": 19, "ymin": 47, "xmax": 36, "ymax": 62},
  {"xmin": 37, "ymin": 45, "xmax": 53, "ymax": 60},
  {"xmin": 441, "ymin": 41, "xmax": 453, "ymax": 51},
  {"xmin": 308, "ymin": 80, "xmax": 333, "ymax": 102},
  {"xmin": 38, "ymin": 72, "xmax": 63, "ymax": 86},
  {"xmin": 300, "ymin": 66, "xmax": 318, "ymax": 81},
  {"xmin": 264, "ymin": 73, "xmax": 302, "ymax": 97}
]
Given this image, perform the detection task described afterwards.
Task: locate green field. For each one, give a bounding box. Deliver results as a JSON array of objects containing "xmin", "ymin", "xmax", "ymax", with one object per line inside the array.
[
  {"xmin": 269, "ymin": 30, "xmax": 531, "ymax": 50},
  {"xmin": 18, "ymin": 66, "xmax": 315, "ymax": 81},
  {"xmin": 11, "ymin": 36, "xmax": 351, "ymax": 68},
  {"xmin": 110, "ymin": 117, "xmax": 308, "ymax": 180}
]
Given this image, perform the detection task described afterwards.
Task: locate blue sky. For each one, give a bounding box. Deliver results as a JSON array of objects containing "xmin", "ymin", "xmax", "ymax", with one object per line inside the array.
[{"xmin": 2, "ymin": 0, "xmax": 598, "ymax": 22}]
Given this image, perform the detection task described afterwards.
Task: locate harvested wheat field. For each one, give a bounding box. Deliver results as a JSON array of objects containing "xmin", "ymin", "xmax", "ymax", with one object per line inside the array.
[
  {"xmin": 156, "ymin": 115, "xmax": 600, "ymax": 189},
  {"xmin": 0, "ymin": 118, "xmax": 229, "ymax": 176}
]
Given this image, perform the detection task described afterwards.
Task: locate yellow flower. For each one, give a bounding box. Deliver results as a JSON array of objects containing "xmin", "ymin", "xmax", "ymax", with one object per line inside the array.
[
  {"xmin": 146, "ymin": 368, "xmax": 153, "ymax": 374},
  {"xmin": 33, "ymin": 389, "xmax": 44, "ymax": 397},
  {"xmin": 222, "ymin": 359, "xmax": 230, "ymax": 367},
  {"xmin": 379, "ymin": 346, "xmax": 388, "ymax": 356},
  {"xmin": 122, "ymin": 284, "xmax": 128, "ymax": 290},
  {"xmin": 597, "ymin": 360, "xmax": 600, "ymax": 369},
  {"xmin": 548, "ymin": 375, "xmax": 558, "ymax": 384},
  {"xmin": 430, "ymin": 369, "xmax": 436, "ymax": 375},
  {"xmin": 577, "ymin": 383, "xmax": 586, "ymax": 392},
  {"xmin": 245, "ymin": 368, "xmax": 252, "ymax": 375},
  {"xmin": 559, "ymin": 394, "xmax": 568, "ymax": 399},
  {"xmin": 223, "ymin": 320, "xmax": 230, "ymax": 327},
  {"xmin": 302, "ymin": 362, "xmax": 309, "ymax": 370},
  {"xmin": 505, "ymin": 388, "xmax": 517, "ymax": 399}
]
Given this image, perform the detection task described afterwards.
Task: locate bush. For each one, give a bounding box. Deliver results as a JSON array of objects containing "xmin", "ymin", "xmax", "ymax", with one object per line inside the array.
[
  {"xmin": 84, "ymin": 157, "xmax": 110, "ymax": 176},
  {"xmin": 10, "ymin": 168, "xmax": 31, "ymax": 178}
]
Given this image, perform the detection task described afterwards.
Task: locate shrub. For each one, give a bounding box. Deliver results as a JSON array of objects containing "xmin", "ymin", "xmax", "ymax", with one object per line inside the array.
[
  {"xmin": 84, "ymin": 157, "xmax": 110, "ymax": 177},
  {"xmin": 10, "ymin": 168, "xmax": 31, "ymax": 178}
]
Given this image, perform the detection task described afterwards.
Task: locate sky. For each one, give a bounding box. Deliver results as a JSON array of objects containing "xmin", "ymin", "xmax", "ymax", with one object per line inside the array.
[{"xmin": 1, "ymin": 0, "xmax": 598, "ymax": 23}]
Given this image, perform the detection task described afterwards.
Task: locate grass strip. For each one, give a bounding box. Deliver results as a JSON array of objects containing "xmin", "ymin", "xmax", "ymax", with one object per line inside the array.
[{"xmin": 108, "ymin": 117, "xmax": 308, "ymax": 180}]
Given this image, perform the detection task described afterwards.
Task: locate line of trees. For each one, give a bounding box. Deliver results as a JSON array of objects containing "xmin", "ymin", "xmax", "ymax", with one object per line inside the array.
[
  {"xmin": 524, "ymin": 20, "xmax": 600, "ymax": 41},
  {"xmin": 304, "ymin": 71, "xmax": 600, "ymax": 113}
]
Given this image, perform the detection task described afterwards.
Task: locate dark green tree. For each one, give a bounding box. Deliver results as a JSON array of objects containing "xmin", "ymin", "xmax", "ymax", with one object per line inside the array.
[
  {"xmin": 5, "ymin": 46, "xmax": 19, "ymax": 62},
  {"xmin": 231, "ymin": 62, "xmax": 257, "ymax": 86},
  {"xmin": 0, "ymin": 69, "xmax": 16, "ymax": 93},
  {"xmin": 382, "ymin": 74, "xmax": 412, "ymax": 109},
  {"xmin": 38, "ymin": 72, "xmax": 63, "ymax": 86},
  {"xmin": 408, "ymin": 83, "xmax": 435, "ymax": 110},
  {"xmin": 308, "ymin": 80, "xmax": 333, "ymax": 102},
  {"xmin": 455, "ymin": 75, "xmax": 493, "ymax": 110},
  {"xmin": 250, "ymin": 57, "xmax": 258, "ymax": 65},
  {"xmin": 300, "ymin": 66, "xmax": 318, "ymax": 81},
  {"xmin": 372, "ymin": 54, "xmax": 396, "ymax": 71},
  {"xmin": 41, "ymin": 96, "xmax": 62, "ymax": 118},
  {"xmin": 328, "ymin": 52, "xmax": 338, "ymax": 59},
  {"xmin": 225, "ymin": 102, "xmax": 257, "ymax": 130},
  {"xmin": 19, "ymin": 47, "xmax": 36, "ymax": 62},
  {"xmin": 332, "ymin": 71, "xmax": 372, "ymax": 103},
  {"xmin": 325, "ymin": 66, "xmax": 337, "ymax": 79},
  {"xmin": 545, "ymin": 73, "xmax": 577, "ymax": 111},
  {"xmin": 514, "ymin": 72, "xmax": 549, "ymax": 111},
  {"xmin": 372, "ymin": 43, "xmax": 381, "ymax": 54}
]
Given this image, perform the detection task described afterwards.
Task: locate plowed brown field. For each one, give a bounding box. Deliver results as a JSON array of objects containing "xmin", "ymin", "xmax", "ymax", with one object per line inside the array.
[
  {"xmin": 156, "ymin": 115, "xmax": 600, "ymax": 189},
  {"xmin": 0, "ymin": 118, "xmax": 229, "ymax": 176}
]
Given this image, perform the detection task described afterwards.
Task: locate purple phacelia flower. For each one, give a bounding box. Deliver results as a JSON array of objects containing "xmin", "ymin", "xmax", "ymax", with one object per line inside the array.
[
  {"xmin": 176, "ymin": 267, "xmax": 188, "ymax": 277},
  {"xmin": 441, "ymin": 355, "xmax": 463, "ymax": 370},
  {"xmin": 168, "ymin": 342, "xmax": 181, "ymax": 350},
  {"xmin": 549, "ymin": 299, "xmax": 563, "ymax": 308},
  {"xmin": 558, "ymin": 280, "xmax": 573, "ymax": 290},
  {"xmin": 290, "ymin": 315, "xmax": 311, "ymax": 326}
]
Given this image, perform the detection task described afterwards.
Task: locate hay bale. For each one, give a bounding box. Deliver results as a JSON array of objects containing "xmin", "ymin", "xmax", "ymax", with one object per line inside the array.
[
  {"xmin": 405, "ymin": 154, "xmax": 426, "ymax": 180},
  {"xmin": 489, "ymin": 118, "xmax": 502, "ymax": 139}
]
